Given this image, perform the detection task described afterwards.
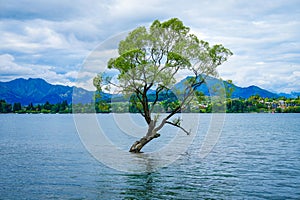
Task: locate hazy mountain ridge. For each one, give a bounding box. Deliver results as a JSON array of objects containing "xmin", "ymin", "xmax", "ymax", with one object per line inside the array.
[{"xmin": 0, "ymin": 77, "xmax": 296, "ymax": 105}]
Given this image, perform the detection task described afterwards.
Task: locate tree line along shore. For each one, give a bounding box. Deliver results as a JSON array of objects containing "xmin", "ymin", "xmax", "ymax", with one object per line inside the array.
[{"xmin": 1, "ymin": 95, "xmax": 299, "ymax": 114}]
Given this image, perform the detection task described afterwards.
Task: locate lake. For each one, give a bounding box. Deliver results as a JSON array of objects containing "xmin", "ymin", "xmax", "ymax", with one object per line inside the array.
[{"xmin": 0, "ymin": 113, "xmax": 299, "ymax": 199}]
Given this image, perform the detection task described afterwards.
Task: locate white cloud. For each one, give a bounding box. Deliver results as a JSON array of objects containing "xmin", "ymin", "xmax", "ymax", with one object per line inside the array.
[
  {"xmin": 0, "ymin": 54, "xmax": 83, "ymax": 88},
  {"xmin": 0, "ymin": 54, "xmax": 35, "ymax": 77}
]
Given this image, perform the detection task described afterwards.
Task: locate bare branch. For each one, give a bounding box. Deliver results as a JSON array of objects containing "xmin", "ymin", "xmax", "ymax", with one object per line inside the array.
[
  {"xmin": 165, "ymin": 121, "xmax": 191, "ymax": 135},
  {"xmin": 153, "ymin": 118, "xmax": 167, "ymax": 132}
]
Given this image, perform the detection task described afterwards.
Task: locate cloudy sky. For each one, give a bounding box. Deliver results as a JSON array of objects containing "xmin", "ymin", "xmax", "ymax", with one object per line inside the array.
[{"xmin": 0, "ymin": 0, "xmax": 299, "ymax": 93}]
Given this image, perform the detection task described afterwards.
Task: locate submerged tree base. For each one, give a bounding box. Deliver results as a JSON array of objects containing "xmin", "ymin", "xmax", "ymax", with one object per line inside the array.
[{"xmin": 129, "ymin": 133, "xmax": 160, "ymax": 153}]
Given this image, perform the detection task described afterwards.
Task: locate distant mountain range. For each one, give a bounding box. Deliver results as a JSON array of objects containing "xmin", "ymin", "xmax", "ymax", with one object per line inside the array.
[
  {"xmin": 174, "ymin": 76, "xmax": 280, "ymax": 99},
  {"xmin": 0, "ymin": 78, "xmax": 94, "ymax": 105},
  {"xmin": 0, "ymin": 77, "xmax": 297, "ymax": 105}
]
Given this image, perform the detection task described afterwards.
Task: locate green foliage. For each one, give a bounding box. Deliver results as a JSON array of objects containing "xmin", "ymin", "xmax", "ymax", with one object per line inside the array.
[
  {"xmin": 224, "ymin": 80, "xmax": 234, "ymax": 98},
  {"xmin": 93, "ymin": 18, "xmax": 232, "ymax": 114},
  {"xmin": 95, "ymin": 101, "xmax": 111, "ymax": 113},
  {"xmin": 283, "ymin": 106, "xmax": 300, "ymax": 113},
  {"xmin": 13, "ymin": 102, "xmax": 22, "ymax": 112},
  {"xmin": 0, "ymin": 100, "xmax": 72, "ymax": 114},
  {"xmin": 0, "ymin": 100, "xmax": 12, "ymax": 113},
  {"xmin": 1, "ymin": 94, "xmax": 300, "ymax": 114}
]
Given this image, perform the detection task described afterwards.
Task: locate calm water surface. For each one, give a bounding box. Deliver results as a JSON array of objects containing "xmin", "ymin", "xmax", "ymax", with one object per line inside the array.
[{"xmin": 0, "ymin": 113, "xmax": 299, "ymax": 199}]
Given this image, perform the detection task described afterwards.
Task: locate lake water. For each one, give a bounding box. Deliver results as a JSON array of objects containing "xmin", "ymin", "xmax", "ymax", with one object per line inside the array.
[{"xmin": 0, "ymin": 113, "xmax": 299, "ymax": 199}]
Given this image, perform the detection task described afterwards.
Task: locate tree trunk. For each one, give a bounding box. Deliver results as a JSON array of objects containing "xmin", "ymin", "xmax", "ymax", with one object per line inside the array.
[
  {"xmin": 129, "ymin": 133, "xmax": 160, "ymax": 153},
  {"xmin": 129, "ymin": 119, "xmax": 166, "ymax": 153}
]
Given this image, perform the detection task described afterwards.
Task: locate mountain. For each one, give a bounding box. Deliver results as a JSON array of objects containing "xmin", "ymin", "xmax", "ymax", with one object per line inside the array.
[
  {"xmin": 278, "ymin": 92, "xmax": 300, "ymax": 98},
  {"xmin": 0, "ymin": 77, "xmax": 293, "ymax": 105},
  {"xmin": 173, "ymin": 76, "xmax": 279, "ymax": 98},
  {"xmin": 0, "ymin": 78, "xmax": 96, "ymax": 105},
  {"xmin": 224, "ymin": 82, "xmax": 279, "ymax": 98}
]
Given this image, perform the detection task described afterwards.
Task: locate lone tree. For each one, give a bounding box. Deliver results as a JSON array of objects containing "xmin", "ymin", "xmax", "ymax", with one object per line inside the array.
[{"xmin": 93, "ymin": 18, "xmax": 232, "ymax": 153}]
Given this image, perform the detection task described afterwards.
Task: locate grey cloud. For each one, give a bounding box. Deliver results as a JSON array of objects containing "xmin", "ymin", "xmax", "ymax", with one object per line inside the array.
[
  {"xmin": 0, "ymin": 0, "xmax": 299, "ymax": 93},
  {"xmin": 0, "ymin": 0, "xmax": 103, "ymax": 20}
]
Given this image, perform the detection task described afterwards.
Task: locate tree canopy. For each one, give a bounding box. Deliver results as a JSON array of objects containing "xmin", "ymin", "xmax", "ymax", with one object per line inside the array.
[{"xmin": 93, "ymin": 18, "xmax": 233, "ymax": 152}]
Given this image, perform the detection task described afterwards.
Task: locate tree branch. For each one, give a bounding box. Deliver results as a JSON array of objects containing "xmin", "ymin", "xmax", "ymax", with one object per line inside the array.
[
  {"xmin": 165, "ymin": 121, "xmax": 191, "ymax": 135},
  {"xmin": 130, "ymin": 95, "xmax": 146, "ymax": 118},
  {"xmin": 150, "ymin": 85, "xmax": 169, "ymax": 112},
  {"xmin": 142, "ymin": 85, "xmax": 151, "ymax": 124},
  {"xmin": 162, "ymin": 75, "xmax": 206, "ymax": 123}
]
